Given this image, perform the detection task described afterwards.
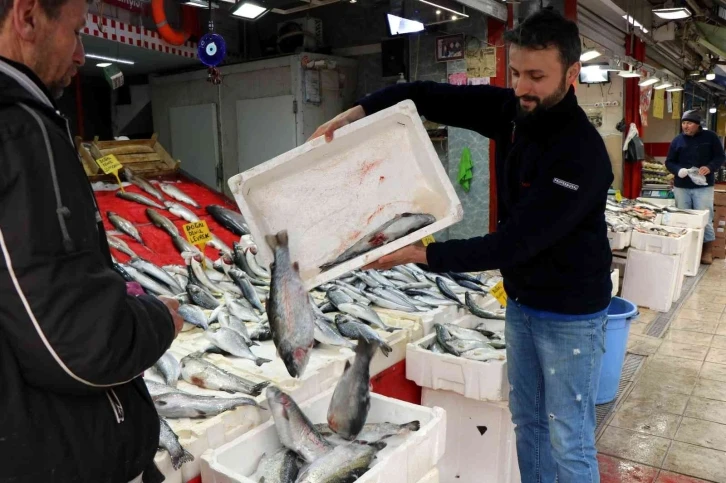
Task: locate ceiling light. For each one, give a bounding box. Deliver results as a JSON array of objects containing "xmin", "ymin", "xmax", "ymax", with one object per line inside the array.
[
  {"xmin": 690, "ymin": 71, "xmax": 701, "ymax": 76},
  {"xmin": 654, "ymin": 82, "xmax": 672, "ymax": 90},
  {"xmin": 580, "ymin": 49, "xmax": 601, "ymax": 62},
  {"xmin": 638, "ymin": 76, "xmax": 660, "ymax": 86},
  {"xmin": 184, "ymin": 0, "xmax": 220, "ymax": 7},
  {"xmin": 387, "ymin": 14, "xmax": 424, "ymax": 34},
  {"xmin": 623, "ymin": 14, "xmax": 649, "ymax": 33},
  {"xmin": 435, "ymin": 9, "xmax": 441, "ymax": 13},
  {"xmin": 711, "ymin": 107, "xmax": 718, "ymax": 113},
  {"xmin": 350, "ymin": 0, "xmax": 356, "ymax": 3},
  {"xmin": 707, "ymin": 73, "xmax": 716, "ymax": 81},
  {"xmin": 451, "ymin": 15, "xmax": 457, "ymax": 19},
  {"xmin": 653, "ymin": 7, "xmax": 691, "ymax": 19},
  {"xmin": 417, "ymin": 0, "xmax": 469, "ymax": 18},
  {"xmin": 698, "ymin": 78, "xmax": 708, "ymax": 82},
  {"xmin": 667, "ymin": 85, "xmax": 684, "ymax": 92},
  {"xmin": 96, "ymin": 62, "xmax": 112, "ymax": 68},
  {"xmin": 231, "ymin": 2, "xmax": 267, "ymax": 18},
  {"xmin": 85, "ymin": 54, "xmax": 135, "ymax": 65},
  {"xmin": 618, "ymin": 66, "xmax": 641, "ymax": 78}
]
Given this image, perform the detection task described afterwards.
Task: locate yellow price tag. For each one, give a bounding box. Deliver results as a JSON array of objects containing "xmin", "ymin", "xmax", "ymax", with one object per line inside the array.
[
  {"xmin": 96, "ymin": 154, "xmax": 125, "ymax": 192},
  {"xmin": 183, "ymin": 220, "xmax": 213, "ymax": 267},
  {"xmin": 421, "ymin": 234, "xmax": 436, "ymax": 246},
  {"xmin": 615, "ymin": 190, "xmax": 623, "ymax": 203},
  {"xmin": 490, "ymin": 280, "xmax": 508, "ymax": 307}
]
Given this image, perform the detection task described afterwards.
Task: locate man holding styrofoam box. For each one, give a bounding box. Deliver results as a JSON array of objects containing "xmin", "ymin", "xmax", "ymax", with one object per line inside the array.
[{"xmin": 310, "ymin": 8, "xmax": 613, "ymax": 483}]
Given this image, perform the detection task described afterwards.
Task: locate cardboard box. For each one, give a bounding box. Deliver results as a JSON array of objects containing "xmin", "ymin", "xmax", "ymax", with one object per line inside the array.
[
  {"xmin": 716, "ymin": 225, "xmax": 726, "ymax": 239},
  {"xmin": 714, "ymin": 240, "xmax": 726, "ymax": 260},
  {"xmin": 716, "ymin": 206, "xmax": 726, "ymax": 221},
  {"xmin": 716, "ymin": 190, "xmax": 726, "ymax": 207}
]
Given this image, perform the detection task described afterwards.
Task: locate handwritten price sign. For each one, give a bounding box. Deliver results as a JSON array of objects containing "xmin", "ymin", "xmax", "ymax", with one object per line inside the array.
[
  {"xmin": 183, "ymin": 221, "xmax": 212, "ymax": 266},
  {"xmin": 490, "ymin": 280, "xmax": 508, "ymax": 307},
  {"xmin": 95, "ymin": 154, "xmax": 125, "ymax": 192}
]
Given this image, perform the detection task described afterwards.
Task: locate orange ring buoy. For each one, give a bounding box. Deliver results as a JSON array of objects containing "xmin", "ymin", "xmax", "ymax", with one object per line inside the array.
[{"xmin": 151, "ymin": 0, "xmax": 191, "ymax": 46}]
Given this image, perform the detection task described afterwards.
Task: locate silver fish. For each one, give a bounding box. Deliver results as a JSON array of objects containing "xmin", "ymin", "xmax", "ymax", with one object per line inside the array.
[
  {"xmin": 123, "ymin": 166, "xmax": 165, "ymax": 201},
  {"xmin": 327, "ymin": 338, "xmax": 378, "ymax": 440},
  {"xmin": 314, "ymin": 316, "xmax": 356, "ymax": 349},
  {"xmin": 365, "ymin": 290, "xmax": 417, "ymax": 313},
  {"xmin": 122, "ymin": 265, "xmax": 174, "ymax": 296},
  {"xmin": 246, "ymin": 249, "xmax": 271, "ymax": 279},
  {"xmin": 206, "ymin": 204, "xmax": 250, "ymax": 236},
  {"xmin": 107, "ymin": 211, "xmax": 144, "ymax": 245},
  {"xmin": 295, "ymin": 441, "xmax": 385, "ymax": 483},
  {"xmin": 106, "ymin": 234, "xmax": 138, "ymax": 258},
  {"xmin": 320, "ymin": 213, "xmax": 436, "ymax": 271},
  {"xmin": 444, "ymin": 324, "xmax": 491, "ymax": 343},
  {"xmin": 229, "ymin": 268, "xmax": 265, "ymax": 313},
  {"xmin": 204, "ymin": 327, "xmax": 271, "ymax": 366},
  {"xmin": 355, "ymin": 271, "xmax": 381, "ymax": 289},
  {"xmin": 154, "ymin": 392, "xmax": 262, "ymax": 419},
  {"xmin": 160, "ymin": 183, "xmax": 200, "ymax": 208},
  {"xmin": 224, "ymin": 292, "xmax": 262, "ymax": 322},
  {"xmin": 327, "ymin": 287, "xmax": 355, "ymax": 308},
  {"xmin": 178, "ymin": 303, "xmax": 209, "ymax": 330},
  {"xmin": 180, "ymin": 354, "xmax": 269, "ymax": 395},
  {"xmin": 145, "ymin": 379, "xmax": 184, "ymax": 398},
  {"xmin": 266, "ymin": 386, "xmax": 333, "ymax": 463},
  {"xmin": 186, "ymin": 284, "xmax": 220, "ymax": 310},
  {"xmin": 146, "ymin": 208, "xmax": 179, "ymax": 237},
  {"xmin": 335, "ymin": 315, "xmax": 392, "ymax": 356},
  {"xmin": 368, "ymin": 270, "xmax": 396, "ymax": 288},
  {"xmin": 208, "ymin": 234, "xmax": 232, "ymax": 256},
  {"xmin": 465, "ymin": 293, "xmax": 505, "ymax": 319},
  {"xmin": 333, "ymin": 281, "xmax": 371, "ymax": 306},
  {"xmin": 435, "ymin": 277, "xmax": 463, "ymax": 305},
  {"xmin": 166, "ymin": 201, "xmax": 200, "ymax": 223},
  {"xmin": 154, "ymin": 352, "xmax": 181, "ymax": 387},
  {"xmin": 129, "ymin": 257, "xmax": 184, "ymax": 294},
  {"xmin": 218, "ymin": 311, "xmax": 255, "ymax": 344},
  {"xmin": 187, "ymin": 257, "xmax": 223, "ymax": 296},
  {"xmin": 315, "ymin": 421, "xmax": 420, "ymax": 444},
  {"xmin": 461, "ymin": 346, "xmax": 506, "ymax": 361},
  {"xmin": 159, "ymin": 417, "xmax": 194, "ymax": 470},
  {"xmin": 435, "ymin": 324, "xmax": 489, "ymax": 356},
  {"xmin": 116, "ymin": 191, "xmax": 166, "ymax": 210},
  {"xmin": 253, "ymin": 448, "xmax": 300, "ymax": 483},
  {"xmin": 265, "ymin": 231, "xmax": 316, "ymax": 379},
  {"xmin": 412, "ymin": 295, "xmax": 458, "ymax": 307},
  {"xmin": 336, "ymin": 303, "xmax": 399, "ymax": 332},
  {"xmin": 429, "ymin": 340, "xmax": 447, "ymax": 354}
]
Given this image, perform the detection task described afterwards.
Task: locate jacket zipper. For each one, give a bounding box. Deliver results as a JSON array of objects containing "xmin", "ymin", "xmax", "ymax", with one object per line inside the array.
[{"xmin": 106, "ymin": 389, "xmax": 125, "ymax": 423}]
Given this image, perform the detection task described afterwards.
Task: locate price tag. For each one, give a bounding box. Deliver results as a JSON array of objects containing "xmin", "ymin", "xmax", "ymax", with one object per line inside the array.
[
  {"xmin": 615, "ymin": 190, "xmax": 623, "ymax": 203},
  {"xmin": 490, "ymin": 280, "xmax": 508, "ymax": 307},
  {"xmin": 183, "ymin": 220, "xmax": 213, "ymax": 266},
  {"xmin": 96, "ymin": 154, "xmax": 125, "ymax": 192},
  {"xmin": 421, "ymin": 234, "xmax": 436, "ymax": 246}
]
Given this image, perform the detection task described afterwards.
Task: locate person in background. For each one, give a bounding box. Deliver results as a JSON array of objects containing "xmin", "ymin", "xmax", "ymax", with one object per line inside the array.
[
  {"xmin": 0, "ymin": 0, "xmax": 184, "ymax": 480},
  {"xmin": 665, "ymin": 110, "xmax": 725, "ymax": 265},
  {"xmin": 310, "ymin": 8, "xmax": 612, "ymax": 483}
]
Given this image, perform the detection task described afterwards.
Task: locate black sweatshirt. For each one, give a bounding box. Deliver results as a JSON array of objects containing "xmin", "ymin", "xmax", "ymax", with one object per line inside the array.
[
  {"xmin": 358, "ymin": 82, "xmax": 614, "ymax": 315},
  {"xmin": 665, "ymin": 128, "xmax": 725, "ymax": 189}
]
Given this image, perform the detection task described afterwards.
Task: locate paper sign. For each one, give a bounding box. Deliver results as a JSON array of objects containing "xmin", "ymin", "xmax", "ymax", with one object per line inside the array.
[
  {"xmin": 96, "ymin": 154, "xmax": 125, "ymax": 192},
  {"xmin": 421, "ymin": 234, "xmax": 436, "ymax": 246},
  {"xmin": 672, "ymin": 91, "xmax": 682, "ymax": 120},
  {"xmin": 183, "ymin": 221, "xmax": 212, "ymax": 246},
  {"xmin": 466, "ymin": 46, "xmax": 497, "ymax": 78},
  {"xmin": 490, "ymin": 280, "xmax": 507, "ymax": 307},
  {"xmin": 615, "ymin": 190, "xmax": 623, "ymax": 203},
  {"xmin": 653, "ymin": 89, "xmax": 664, "ymax": 120}
]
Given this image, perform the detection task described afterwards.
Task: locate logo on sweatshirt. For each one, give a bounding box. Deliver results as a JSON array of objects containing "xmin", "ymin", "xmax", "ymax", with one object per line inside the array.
[{"xmin": 553, "ymin": 178, "xmax": 579, "ymax": 191}]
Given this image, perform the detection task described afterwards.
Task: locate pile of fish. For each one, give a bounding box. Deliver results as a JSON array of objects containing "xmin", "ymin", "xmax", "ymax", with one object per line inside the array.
[
  {"xmin": 605, "ymin": 198, "xmax": 696, "ymax": 235},
  {"xmin": 429, "ymin": 323, "xmax": 506, "ymax": 362}
]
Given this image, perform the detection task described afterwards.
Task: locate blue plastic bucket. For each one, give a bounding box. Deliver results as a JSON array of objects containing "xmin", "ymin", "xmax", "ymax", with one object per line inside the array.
[{"xmin": 596, "ymin": 297, "xmax": 639, "ymax": 405}]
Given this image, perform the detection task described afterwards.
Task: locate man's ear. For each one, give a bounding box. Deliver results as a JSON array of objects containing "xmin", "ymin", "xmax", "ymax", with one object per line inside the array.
[
  {"xmin": 12, "ymin": 0, "xmax": 43, "ymax": 41},
  {"xmin": 566, "ymin": 62, "xmax": 581, "ymax": 87}
]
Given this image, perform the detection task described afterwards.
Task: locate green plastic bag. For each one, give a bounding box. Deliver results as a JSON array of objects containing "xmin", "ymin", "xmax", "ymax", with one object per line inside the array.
[{"xmin": 457, "ymin": 147, "xmax": 473, "ymax": 192}]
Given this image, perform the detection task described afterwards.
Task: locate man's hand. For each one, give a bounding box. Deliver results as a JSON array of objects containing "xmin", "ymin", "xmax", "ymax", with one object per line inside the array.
[
  {"xmin": 700, "ymin": 166, "xmax": 711, "ymax": 176},
  {"xmin": 363, "ymin": 245, "xmax": 428, "ymax": 271},
  {"xmin": 157, "ymin": 296, "xmax": 184, "ymax": 338},
  {"xmin": 308, "ymin": 105, "xmax": 366, "ymax": 143}
]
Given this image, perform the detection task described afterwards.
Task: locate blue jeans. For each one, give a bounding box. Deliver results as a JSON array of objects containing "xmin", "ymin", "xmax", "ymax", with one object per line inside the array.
[
  {"xmin": 674, "ymin": 186, "xmax": 715, "ymax": 242},
  {"xmin": 506, "ymin": 300, "xmax": 607, "ymax": 483}
]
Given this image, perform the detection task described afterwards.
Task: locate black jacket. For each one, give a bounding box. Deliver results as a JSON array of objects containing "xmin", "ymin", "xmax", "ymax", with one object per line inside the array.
[
  {"xmin": 359, "ymin": 82, "xmax": 614, "ymax": 315},
  {"xmin": 0, "ymin": 57, "xmax": 175, "ymax": 482},
  {"xmin": 665, "ymin": 128, "xmax": 725, "ymax": 189}
]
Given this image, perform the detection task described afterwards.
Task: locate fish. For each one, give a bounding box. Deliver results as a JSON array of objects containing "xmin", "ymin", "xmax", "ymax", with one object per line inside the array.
[
  {"xmin": 107, "ymin": 211, "xmax": 144, "ymax": 245},
  {"xmin": 315, "ymin": 421, "xmax": 421, "ymax": 444},
  {"xmin": 146, "ymin": 208, "xmax": 180, "ymax": 237},
  {"xmin": 448, "ymin": 271, "xmax": 484, "ymax": 286},
  {"xmin": 178, "ymin": 304, "xmax": 209, "ymax": 330},
  {"xmin": 180, "ymin": 354, "xmax": 270, "ymax": 396},
  {"xmin": 336, "ymin": 303, "xmax": 400, "ymax": 332},
  {"xmin": 166, "ymin": 201, "xmax": 200, "ymax": 223},
  {"xmin": 229, "ymin": 269, "xmax": 265, "ymax": 313},
  {"xmin": 370, "ymin": 287, "xmax": 419, "ymax": 311},
  {"xmin": 327, "ymin": 287, "xmax": 355, "ymax": 308},
  {"xmin": 252, "ymin": 448, "xmax": 300, "ymax": 483},
  {"xmin": 435, "ymin": 277, "xmax": 463, "ymax": 305},
  {"xmin": 187, "ymin": 257, "xmax": 223, "ymax": 296},
  {"xmin": 335, "ymin": 315, "xmax": 392, "ymax": 356},
  {"xmin": 116, "ymin": 191, "xmax": 166, "ymax": 210},
  {"xmin": 224, "ymin": 292, "xmax": 262, "ymax": 322},
  {"xmin": 246, "ymin": 249, "xmax": 271, "ymax": 279},
  {"xmin": 123, "ymin": 166, "xmax": 165, "ymax": 201},
  {"xmin": 206, "ymin": 204, "xmax": 250, "ymax": 236},
  {"xmin": 313, "ymin": 316, "xmax": 356, "ymax": 349},
  {"xmin": 435, "ymin": 324, "xmax": 490, "ymax": 356},
  {"xmin": 113, "ymin": 262, "xmax": 136, "ymax": 282},
  {"xmin": 204, "ymin": 327, "xmax": 271, "ymax": 366},
  {"xmin": 460, "ymin": 346, "xmax": 506, "ymax": 361},
  {"xmin": 154, "ymin": 352, "xmax": 181, "ymax": 387},
  {"xmin": 473, "ymin": 324, "xmax": 496, "ymax": 338},
  {"xmin": 266, "ymin": 386, "xmax": 333, "ymax": 463},
  {"xmin": 333, "ymin": 281, "xmax": 371, "ymax": 306},
  {"xmin": 145, "ymin": 379, "xmax": 184, "ymax": 398},
  {"xmin": 208, "ymin": 234, "xmax": 233, "ymax": 256},
  {"xmin": 160, "ymin": 183, "xmax": 200, "ymax": 208},
  {"xmin": 453, "ymin": 279, "xmax": 487, "ymax": 293},
  {"xmin": 367, "ymin": 270, "xmax": 396, "ymax": 288},
  {"xmin": 265, "ymin": 231, "xmax": 316, "ymax": 379},
  {"xmin": 320, "ymin": 213, "xmax": 436, "ymax": 271},
  {"xmin": 232, "ymin": 241, "xmax": 260, "ymax": 278},
  {"xmin": 429, "ymin": 341, "xmax": 447, "ymax": 354},
  {"xmin": 248, "ymin": 321, "xmax": 273, "ymax": 341},
  {"xmin": 187, "ymin": 284, "xmax": 220, "ymax": 310},
  {"xmin": 107, "ymin": 234, "xmax": 138, "ymax": 258},
  {"xmin": 294, "ymin": 441, "xmax": 386, "ymax": 483},
  {"xmin": 443, "ymin": 324, "xmax": 491, "ymax": 343},
  {"xmin": 365, "ymin": 290, "xmax": 417, "ymax": 313},
  {"xmin": 218, "ymin": 310, "xmax": 255, "ymax": 343},
  {"xmin": 354, "ymin": 271, "xmax": 381, "ymax": 289},
  {"xmin": 327, "ymin": 338, "xmax": 377, "ymax": 440},
  {"xmin": 154, "ymin": 392, "xmax": 262, "ymax": 419},
  {"xmin": 465, "ymin": 293, "xmax": 506, "ymax": 320},
  {"xmin": 122, "ymin": 265, "xmax": 174, "ymax": 296},
  {"xmin": 129, "ymin": 257, "xmax": 184, "ymax": 294},
  {"xmin": 158, "ymin": 417, "xmax": 194, "ymax": 470}
]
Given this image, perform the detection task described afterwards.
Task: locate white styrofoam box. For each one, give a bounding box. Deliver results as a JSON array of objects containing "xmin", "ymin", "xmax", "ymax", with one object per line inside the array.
[
  {"xmin": 228, "ymin": 100, "xmax": 463, "ymax": 290},
  {"xmin": 406, "ymin": 316, "xmax": 508, "ymax": 402},
  {"xmin": 370, "ymin": 313, "xmax": 423, "ymax": 376},
  {"xmin": 660, "ymin": 209, "xmax": 709, "ymax": 229},
  {"xmin": 417, "ymin": 467, "xmax": 439, "ymax": 483},
  {"xmin": 622, "ymin": 248, "xmax": 682, "ymax": 312},
  {"xmin": 608, "ymin": 230, "xmax": 632, "ymax": 250},
  {"xmin": 683, "ymin": 228, "xmax": 705, "ymax": 277},
  {"xmin": 200, "ymin": 387, "xmax": 447, "ymax": 483},
  {"xmin": 422, "ymin": 388, "xmax": 519, "ymax": 483},
  {"xmin": 630, "ymin": 227, "xmax": 689, "ymax": 255},
  {"xmin": 611, "ymin": 269, "xmax": 619, "ymax": 298}
]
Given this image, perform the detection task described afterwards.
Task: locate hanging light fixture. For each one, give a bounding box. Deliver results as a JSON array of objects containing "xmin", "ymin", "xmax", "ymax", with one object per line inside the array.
[
  {"xmin": 707, "ymin": 73, "xmax": 716, "ymax": 81},
  {"xmin": 667, "ymin": 84, "xmax": 684, "ymax": 92},
  {"xmin": 653, "ymin": 7, "xmax": 691, "ymax": 19},
  {"xmin": 618, "ymin": 65, "xmax": 641, "ymax": 78},
  {"xmin": 580, "ymin": 49, "xmax": 601, "ymax": 62},
  {"xmin": 710, "ymin": 107, "xmax": 718, "ymax": 113},
  {"xmin": 654, "ymin": 81, "xmax": 673, "ymax": 90},
  {"xmin": 639, "ymin": 75, "xmax": 660, "ymax": 86}
]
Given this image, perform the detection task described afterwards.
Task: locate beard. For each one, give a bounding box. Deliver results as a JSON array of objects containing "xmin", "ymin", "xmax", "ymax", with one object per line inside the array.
[{"xmin": 516, "ymin": 75, "xmax": 569, "ymax": 121}]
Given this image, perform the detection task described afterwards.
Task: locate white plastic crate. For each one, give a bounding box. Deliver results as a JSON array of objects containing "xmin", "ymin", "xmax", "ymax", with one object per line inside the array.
[
  {"xmin": 406, "ymin": 316, "xmax": 508, "ymax": 402},
  {"xmin": 608, "ymin": 230, "xmax": 632, "ymax": 250},
  {"xmin": 200, "ymin": 387, "xmax": 447, "ymax": 483},
  {"xmin": 422, "ymin": 388, "xmax": 519, "ymax": 483},
  {"xmin": 683, "ymin": 228, "xmax": 705, "ymax": 277},
  {"xmin": 660, "ymin": 209, "xmax": 709, "ymax": 229},
  {"xmin": 417, "ymin": 467, "xmax": 440, "ymax": 483},
  {"xmin": 622, "ymin": 248, "xmax": 682, "ymax": 312},
  {"xmin": 630, "ymin": 227, "xmax": 689, "ymax": 255},
  {"xmin": 228, "ymin": 100, "xmax": 463, "ymax": 290}
]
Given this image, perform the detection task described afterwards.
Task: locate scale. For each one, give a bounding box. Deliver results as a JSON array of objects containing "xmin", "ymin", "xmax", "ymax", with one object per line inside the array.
[
  {"xmin": 197, "ymin": 0, "xmax": 227, "ymax": 85},
  {"xmin": 641, "ymin": 185, "xmax": 674, "ymax": 199}
]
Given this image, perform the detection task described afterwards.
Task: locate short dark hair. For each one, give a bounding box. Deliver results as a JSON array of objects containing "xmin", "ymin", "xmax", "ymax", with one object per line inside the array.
[
  {"xmin": 503, "ymin": 7, "xmax": 582, "ymax": 68},
  {"xmin": 0, "ymin": 0, "xmax": 90, "ymax": 26}
]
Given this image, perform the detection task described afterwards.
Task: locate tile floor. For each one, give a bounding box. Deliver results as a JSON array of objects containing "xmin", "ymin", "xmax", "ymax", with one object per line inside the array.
[{"xmin": 597, "ymin": 259, "xmax": 726, "ymax": 483}]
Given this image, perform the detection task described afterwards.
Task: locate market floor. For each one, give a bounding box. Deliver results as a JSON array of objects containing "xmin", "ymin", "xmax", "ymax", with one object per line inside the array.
[{"xmin": 597, "ymin": 259, "xmax": 726, "ymax": 483}]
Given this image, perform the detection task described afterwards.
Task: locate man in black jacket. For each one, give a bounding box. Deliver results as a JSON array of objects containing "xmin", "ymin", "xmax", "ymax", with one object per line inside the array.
[
  {"xmin": 0, "ymin": 0, "xmax": 184, "ymax": 480},
  {"xmin": 311, "ymin": 9, "xmax": 613, "ymax": 483}
]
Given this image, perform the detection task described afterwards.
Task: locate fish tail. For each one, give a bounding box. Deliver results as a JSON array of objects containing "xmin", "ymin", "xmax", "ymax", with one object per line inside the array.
[
  {"xmin": 275, "ymin": 230, "xmax": 289, "ymax": 247},
  {"xmin": 172, "ymin": 449, "xmax": 195, "ymax": 470},
  {"xmin": 380, "ymin": 341, "xmax": 393, "ymax": 357},
  {"xmin": 251, "ymin": 380, "xmax": 271, "ymax": 395},
  {"xmin": 255, "ymin": 357, "xmax": 272, "ymax": 367},
  {"xmin": 264, "ymin": 234, "xmax": 278, "ymax": 250},
  {"xmin": 403, "ymin": 420, "xmax": 421, "ymax": 431}
]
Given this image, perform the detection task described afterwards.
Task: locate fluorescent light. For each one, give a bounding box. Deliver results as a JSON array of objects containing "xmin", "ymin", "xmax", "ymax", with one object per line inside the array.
[
  {"xmin": 698, "ymin": 78, "xmax": 708, "ymax": 83},
  {"xmin": 451, "ymin": 15, "xmax": 457, "ymax": 19},
  {"xmin": 654, "ymin": 82, "xmax": 672, "ymax": 90},
  {"xmin": 580, "ymin": 49, "xmax": 601, "ymax": 62},
  {"xmin": 386, "ymin": 14, "xmax": 424, "ymax": 34},
  {"xmin": 85, "ymin": 53, "xmax": 134, "ymax": 65},
  {"xmin": 623, "ymin": 14, "xmax": 649, "ymax": 33},
  {"xmin": 618, "ymin": 66, "xmax": 641, "ymax": 78},
  {"xmin": 231, "ymin": 2, "xmax": 267, "ymax": 18},
  {"xmin": 638, "ymin": 76, "xmax": 660, "ymax": 86},
  {"xmin": 184, "ymin": 0, "xmax": 220, "ymax": 7},
  {"xmin": 435, "ymin": 9, "xmax": 441, "ymax": 13},
  {"xmin": 707, "ymin": 73, "xmax": 716, "ymax": 81},
  {"xmin": 666, "ymin": 85, "xmax": 684, "ymax": 92},
  {"xmin": 96, "ymin": 62, "xmax": 112, "ymax": 68},
  {"xmin": 653, "ymin": 7, "xmax": 691, "ymax": 19},
  {"xmin": 417, "ymin": 0, "xmax": 469, "ymax": 17},
  {"xmin": 711, "ymin": 107, "xmax": 718, "ymax": 113}
]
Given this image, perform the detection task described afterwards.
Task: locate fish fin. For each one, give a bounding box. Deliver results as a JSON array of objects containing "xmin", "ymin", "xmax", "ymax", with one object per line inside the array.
[
  {"xmin": 222, "ymin": 388, "xmax": 237, "ymax": 394},
  {"xmin": 343, "ymin": 360, "xmax": 351, "ymax": 372},
  {"xmin": 403, "ymin": 420, "xmax": 421, "ymax": 431},
  {"xmin": 380, "ymin": 342, "xmax": 393, "ymax": 357},
  {"xmin": 276, "ymin": 230, "xmax": 289, "ymax": 247},
  {"xmin": 251, "ymin": 380, "xmax": 271, "ymax": 395},
  {"xmin": 386, "ymin": 326, "xmax": 403, "ymax": 333},
  {"xmin": 172, "ymin": 450, "xmax": 195, "ymax": 470},
  {"xmin": 255, "ymin": 358, "xmax": 272, "ymax": 367},
  {"xmin": 264, "ymin": 235, "xmax": 277, "ymax": 250}
]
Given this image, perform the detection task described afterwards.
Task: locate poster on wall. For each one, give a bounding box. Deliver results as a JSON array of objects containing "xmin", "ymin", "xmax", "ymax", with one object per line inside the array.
[
  {"xmin": 436, "ymin": 34, "xmax": 465, "ymax": 62},
  {"xmin": 639, "ymin": 85, "xmax": 653, "ymax": 127},
  {"xmin": 448, "ymin": 72, "xmax": 468, "ymax": 85},
  {"xmin": 717, "ymin": 106, "xmax": 726, "ymax": 137},
  {"xmin": 672, "ymin": 91, "xmax": 682, "ymax": 119},
  {"xmin": 466, "ymin": 47, "xmax": 497, "ymax": 78},
  {"xmin": 653, "ymin": 89, "xmax": 665, "ymax": 119}
]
